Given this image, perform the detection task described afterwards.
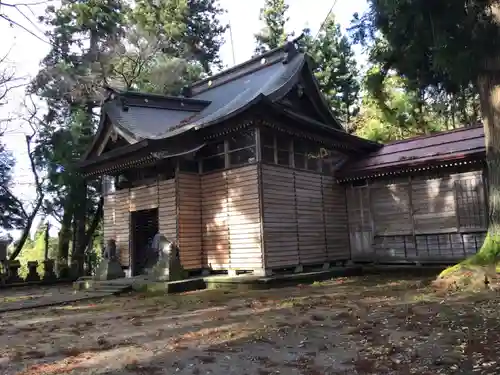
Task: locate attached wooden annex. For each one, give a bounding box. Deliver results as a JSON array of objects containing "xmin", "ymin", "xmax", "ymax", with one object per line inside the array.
[{"xmin": 79, "ymin": 38, "xmax": 488, "ymax": 277}]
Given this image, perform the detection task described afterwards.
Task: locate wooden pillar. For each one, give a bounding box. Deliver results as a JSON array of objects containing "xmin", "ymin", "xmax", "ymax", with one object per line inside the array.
[{"xmin": 407, "ymin": 176, "xmax": 417, "ymax": 255}]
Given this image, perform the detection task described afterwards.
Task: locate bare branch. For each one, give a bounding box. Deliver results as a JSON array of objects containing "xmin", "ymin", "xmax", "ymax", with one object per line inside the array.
[
  {"xmin": 0, "ymin": 14, "xmax": 52, "ymax": 46},
  {"xmin": 7, "ymin": 97, "xmax": 46, "ymax": 260},
  {"xmin": 0, "ymin": 1, "xmax": 56, "ymax": 7},
  {"xmin": 2, "ymin": 186, "xmax": 28, "ymax": 219}
]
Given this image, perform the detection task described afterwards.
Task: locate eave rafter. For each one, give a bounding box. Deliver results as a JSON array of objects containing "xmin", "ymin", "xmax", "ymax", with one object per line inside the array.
[{"xmin": 336, "ymin": 158, "xmax": 484, "ymax": 183}]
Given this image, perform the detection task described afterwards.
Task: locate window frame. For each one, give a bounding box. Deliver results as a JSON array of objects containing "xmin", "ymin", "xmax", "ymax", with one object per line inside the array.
[
  {"xmin": 200, "ymin": 128, "xmax": 258, "ymax": 173},
  {"xmin": 258, "ymin": 127, "xmax": 344, "ymax": 175}
]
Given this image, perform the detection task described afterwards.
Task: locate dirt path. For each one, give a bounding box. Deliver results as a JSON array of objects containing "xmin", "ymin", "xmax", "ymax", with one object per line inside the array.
[{"xmin": 1, "ymin": 275, "xmax": 499, "ymax": 374}]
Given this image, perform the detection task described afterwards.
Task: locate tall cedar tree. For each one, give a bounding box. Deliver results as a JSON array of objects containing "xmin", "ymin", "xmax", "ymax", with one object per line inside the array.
[
  {"xmin": 305, "ymin": 16, "xmax": 360, "ymax": 127},
  {"xmin": 32, "ymin": 0, "xmax": 127, "ymax": 272},
  {"xmin": 254, "ymin": 0, "xmax": 290, "ymax": 54},
  {"xmin": 131, "ymin": 0, "xmax": 227, "ymax": 74},
  {"xmin": 352, "ymin": 0, "xmax": 500, "ymax": 268},
  {"xmin": 30, "ymin": 0, "xmax": 227, "ymax": 272}
]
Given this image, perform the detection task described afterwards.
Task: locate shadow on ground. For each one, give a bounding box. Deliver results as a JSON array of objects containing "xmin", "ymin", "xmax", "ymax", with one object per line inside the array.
[{"xmin": 1, "ymin": 274, "xmax": 499, "ymax": 375}]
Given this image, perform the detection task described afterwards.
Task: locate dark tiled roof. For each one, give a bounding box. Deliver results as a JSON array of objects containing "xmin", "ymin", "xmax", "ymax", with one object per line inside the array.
[
  {"xmin": 338, "ymin": 125, "xmax": 485, "ymax": 177},
  {"xmin": 104, "ymin": 101, "xmax": 201, "ymax": 140},
  {"xmin": 103, "ymin": 40, "xmax": 309, "ymax": 141}
]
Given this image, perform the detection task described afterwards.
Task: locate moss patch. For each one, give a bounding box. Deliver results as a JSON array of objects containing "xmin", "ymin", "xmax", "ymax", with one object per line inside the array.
[{"xmin": 435, "ymin": 232, "xmax": 500, "ymax": 291}]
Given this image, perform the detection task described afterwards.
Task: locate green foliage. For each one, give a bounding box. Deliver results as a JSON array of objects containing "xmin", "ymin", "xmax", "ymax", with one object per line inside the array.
[
  {"xmin": 254, "ymin": 6, "xmax": 361, "ymax": 129},
  {"xmin": 353, "ymin": 0, "xmax": 500, "ymax": 105},
  {"xmin": 254, "ymin": 0, "xmax": 291, "ymax": 54},
  {"xmin": 130, "ymin": 0, "xmax": 227, "ymax": 73},
  {"xmin": 303, "ymin": 16, "xmax": 360, "ymax": 126},
  {"xmin": 28, "ymin": 0, "xmax": 227, "ymax": 268},
  {"xmin": 0, "ymin": 138, "xmax": 24, "ymax": 229},
  {"xmin": 347, "ymin": 11, "xmax": 482, "ymax": 142},
  {"xmin": 15, "ymin": 223, "xmax": 57, "ymax": 278},
  {"xmin": 106, "ymin": 30, "xmax": 205, "ymax": 94},
  {"xmin": 354, "ymin": 68, "xmax": 436, "ymax": 142},
  {"xmin": 352, "ymin": 0, "xmax": 500, "ymax": 100}
]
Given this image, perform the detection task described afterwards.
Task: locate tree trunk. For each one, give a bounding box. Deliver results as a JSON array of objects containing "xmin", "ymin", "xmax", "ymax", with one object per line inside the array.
[
  {"xmin": 73, "ymin": 181, "xmax": 87, "ymax": 276},
  {"xmin": 58, "ymin": 199, "xmax": 73, "ymax": 265},
  {"xmin": 8, "ymin": 197, "xmax": 43, "ymax": 260},
  {"xmin": 44, "ymin": 222, "xmax": 50, "ymax": 260},
  {"xmin": 473, "ymin": 70, "xmax": 500, "ymax": 264},
  {"xmin": 83, "ymin": 196, "xmax": 103, "ymax": 251}
]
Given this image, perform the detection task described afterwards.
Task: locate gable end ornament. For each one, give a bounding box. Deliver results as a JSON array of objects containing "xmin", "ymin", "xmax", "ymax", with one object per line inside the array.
[{"xmin": 282, "ymin": 40, "xmax": 299, "ymax": 64}]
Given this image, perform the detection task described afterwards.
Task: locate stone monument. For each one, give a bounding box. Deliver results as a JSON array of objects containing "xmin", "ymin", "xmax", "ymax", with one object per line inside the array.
[
  {"xmin": 43, "ymin": 259, "xmax": 57, "ymax": 281},
  {"xmin": 93, "ymin": 239, "xmax": 125, "ymax": 280},
  {"xmin": 26, "ymin": 261, "xmax": 40, "ymax": 282},
  {"xmin": 148, "ymin": 233, "xmax": 184, "ymax": 281},
  {"xmin": 5, "ymin": 260, "xmax": 22, "ymax": 284}
]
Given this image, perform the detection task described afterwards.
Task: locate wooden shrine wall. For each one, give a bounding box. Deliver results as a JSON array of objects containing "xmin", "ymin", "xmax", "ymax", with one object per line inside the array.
[
  {"xmin": 260, "ymin": 164, "xmax": 350, "ymax": 269},
  {"xmin": 346, "ymin": 169, "xmax": 487, "ymax": 263},
  {"xmin": 177, "ymin": 173, "xmax": 202, "ymax": 270},
  {"xmin": 102, "ymin": 178, "xmax": 178, "ymax": 269},
  {"xmin": 200, "ymin": 164, "xmax": 263, "ymax": 271},
  {"xmin": 103, "ymin": 189, "xmax": 130, "ymax": 266}
]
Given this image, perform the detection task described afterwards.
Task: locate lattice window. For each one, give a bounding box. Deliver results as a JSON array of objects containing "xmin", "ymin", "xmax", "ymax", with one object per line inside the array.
[{"xmin": 455, "ymin": 173, "xmax": 486, "ymax": 230}]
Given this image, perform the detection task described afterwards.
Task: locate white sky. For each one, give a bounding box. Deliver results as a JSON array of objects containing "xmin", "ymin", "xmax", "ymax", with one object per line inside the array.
[{"xmin": 0, "ymin": 0, "xmax": 368, "ymax": 238}]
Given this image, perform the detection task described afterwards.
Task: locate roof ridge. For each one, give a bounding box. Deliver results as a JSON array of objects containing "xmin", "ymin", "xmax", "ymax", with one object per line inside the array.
[
  {"xmin": 384, "ymin": 124, "xmax": 483, "ymax": 146},
  {"xmin": 190, "ymin": 35, "xmax": 305, "ymax": 90},
  {"xmin": 118, "ymin": 90, "xmax": 210, "ymax": 105}
]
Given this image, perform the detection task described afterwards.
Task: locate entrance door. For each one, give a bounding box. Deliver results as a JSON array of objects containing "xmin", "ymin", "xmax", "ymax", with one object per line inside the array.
[{"xmin": 130, "ymin": 208, "xmax": 159, "ymax": 276}]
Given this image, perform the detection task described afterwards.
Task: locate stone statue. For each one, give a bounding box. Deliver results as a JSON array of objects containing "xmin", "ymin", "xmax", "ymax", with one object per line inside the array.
[
  {"xmin": 148, "ymin": 233, "xmax": 184, "ymax": 281},
  {"xmin": 94, "ymin": 238, "xmax": 124, "ymax": 281},
  {"xmin": 104, "ymin": 239, "xmax": 117, "ymax": 260}
]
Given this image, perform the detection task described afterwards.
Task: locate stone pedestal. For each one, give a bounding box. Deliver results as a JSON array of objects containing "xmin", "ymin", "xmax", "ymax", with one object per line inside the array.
[
  {"xmin": 149, "ymin": 252, "xmax": 185, "ymax": 281},
  {"xmin": 57, "ymin": 263, "xmax": 70, "ymax": 279},
  {"xmin": 93, "ymin": 258, "xmax": 125, "ymax": 281},
  {"xmin": 43, "ymin": 259, "xmax": 57, "ymax": 281},
  {"xmin": 26, "ymin": 261, "xmax": 40, "ymax": 282},
  {"xmin": 69, "ymin": 261, "xmax": 81, "ymax": 280},
  {"xmin": 5, "ymin": 260, "xmax": 22, "ymax": 284}
]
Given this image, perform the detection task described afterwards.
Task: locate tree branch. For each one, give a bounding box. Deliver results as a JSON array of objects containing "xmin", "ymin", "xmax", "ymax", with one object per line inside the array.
[{"xmin": 8, "ymin": 97, "xmax": 45, "ymax": 260}]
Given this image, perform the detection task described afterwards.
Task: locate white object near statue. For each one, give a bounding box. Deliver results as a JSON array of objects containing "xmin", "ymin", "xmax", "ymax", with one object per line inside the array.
[
  {"xmin": 94, "ymin": 239, "xmax": 125, "ymax": 281},
  {"xmin": 149, "ymin": 233, "xmax": 184, "ymax": 281}
]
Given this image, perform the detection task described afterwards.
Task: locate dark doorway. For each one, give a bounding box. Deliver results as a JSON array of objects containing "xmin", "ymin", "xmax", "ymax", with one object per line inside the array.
[{"xmin": 130, "ymin": 208, "xmax": 159, "ymax": 276}]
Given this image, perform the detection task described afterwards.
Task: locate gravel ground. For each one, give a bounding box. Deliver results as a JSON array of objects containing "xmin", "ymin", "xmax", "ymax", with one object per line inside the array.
[{"xmin": 1, "ymin": 275, "xmax": 500, "ymax": 375}]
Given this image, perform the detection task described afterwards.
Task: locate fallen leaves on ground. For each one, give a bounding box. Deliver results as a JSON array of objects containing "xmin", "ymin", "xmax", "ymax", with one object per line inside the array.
[{"xmin": 1, "ymin": 275, "xmax": 500, "ymax": 374}]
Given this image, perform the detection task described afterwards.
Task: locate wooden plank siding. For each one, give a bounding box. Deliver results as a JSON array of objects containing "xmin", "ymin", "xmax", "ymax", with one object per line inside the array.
[
  {"xmin": 129, "ymin": 183, "xmax": 158, "ymax": 212},
  {"xmin": 345, "ymin": 186, "xmax": 372, "ymax": 260},
  {"xmin": 158, "ymin": 179, "xmax": 177, "ymax": 245},
  {"xmin": 102, "ymin": 178, "xmax": 179, "ymax": 270},
  {"xmin": 227, "ymin": 165, "xmax": 262, "ymax": 270},
  {"xmin": 103, "ymin": 189, "xmax": 130, "ymax": 266},
  {"xmin": 201, "ymin": 164, "xmax": 263, "ymax": 271},
  {"xmin": 201, "ymin": 170, "xmax": 230, "ymax": 269},
  {"xmin": 323, "ymin": 176, "xmax": 351, "ymax": 260},
  {"xmin": 177, "ymin": 173, "xmax": 202, "ymax": 269},
  {"xmin": 345, "ymin": 169, "xmax": 487, "ymax": 263},
  {"xmin": 261, "ymin": 165, "xmax": 299, "ymax": 267},
  {"xmin": 261, "ymin": 164, "xmax": 350, "ymax": 269}
]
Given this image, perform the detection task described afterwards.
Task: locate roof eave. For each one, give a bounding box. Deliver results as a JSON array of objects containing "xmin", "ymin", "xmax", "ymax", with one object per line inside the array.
[
  {"xmin": 301, "ymin": 55, "xmax": 344, "ymax": 131},
  {"xmin": 81, "ymin": 112, "xmax": 108, "ymax": 161},
  {"xmin": 77, "ymin": 140, "xmax": 149, "ymax": 171},
  {"xmin": 267, "ymin": 103, "xmax": 382, "ymax": 152},
  {"xmin": 337, "ymin": 151, "xmax": 486, "ymax": 181}
]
